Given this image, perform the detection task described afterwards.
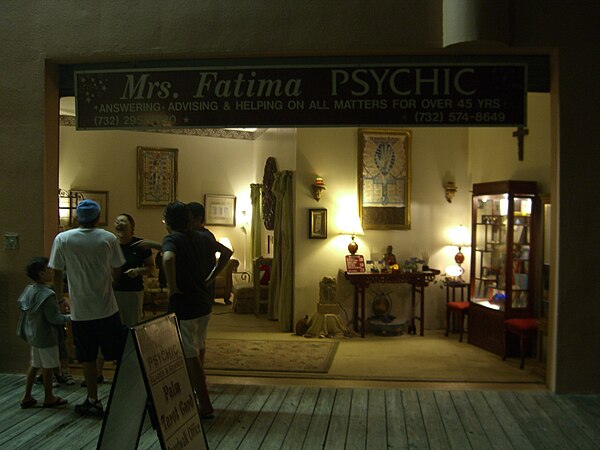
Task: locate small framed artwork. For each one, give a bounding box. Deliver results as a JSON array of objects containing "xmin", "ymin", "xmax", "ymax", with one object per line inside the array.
[
  {"xmin": 72, "ymin": 190, "xmax": 109, "ymax": 225},
  {"xmin": 204, "ymin": 194, "xmax": 236, "ymax": 226},
  {"xmin": 309, "ymin": 208, "xmax": 327, "ymax": 239},
  {"xmin": 137, "ymin": 147, "xmax": 178, "ymax": 207}
]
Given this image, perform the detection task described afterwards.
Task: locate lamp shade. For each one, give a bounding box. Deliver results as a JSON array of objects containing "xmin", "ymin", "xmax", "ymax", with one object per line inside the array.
[
  {"xmin": 219, "ymin": 237, "xmax": 233, "ymax": 250},
  {"xmin": 449, "ymin": 225, "xmax": 470, "ymax": 248},
  {"xmin": 339, "ymin": 215, "xmax": 365, "ymax": 237}
]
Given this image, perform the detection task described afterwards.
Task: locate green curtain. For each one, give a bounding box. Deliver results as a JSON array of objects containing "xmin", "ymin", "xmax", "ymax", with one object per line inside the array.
[
  {"xmin": 250, "ymin": 183, "xmax": 262, "ymax": 261},
  {"xmin": 268, "ymin": 170, "xmax": 294, "ymax": 330}
]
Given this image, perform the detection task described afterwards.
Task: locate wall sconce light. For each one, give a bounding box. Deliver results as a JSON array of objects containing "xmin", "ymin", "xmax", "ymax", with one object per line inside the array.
[
  {"xmin": 444, "ymin": 181, "xmax": 458, "ymax": 203},
  {"xmin": 58, "ymin": 189, "xmax": 84, "ymax": 227},
  {"xmin": 312, "ymin": 177, "xmax": 326, "ymax": 201}
]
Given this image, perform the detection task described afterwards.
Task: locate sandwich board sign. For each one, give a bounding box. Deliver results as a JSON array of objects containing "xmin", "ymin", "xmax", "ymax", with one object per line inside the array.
[{"xmin": 97, "ymin": 313, "xmax": 208, "ymax": 449}]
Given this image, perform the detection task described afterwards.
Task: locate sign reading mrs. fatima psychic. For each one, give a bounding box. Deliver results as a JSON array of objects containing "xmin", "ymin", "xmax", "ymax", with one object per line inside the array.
[{"xmin": 75, "ymin": 64, "xmax": 526, "ymax": 129}]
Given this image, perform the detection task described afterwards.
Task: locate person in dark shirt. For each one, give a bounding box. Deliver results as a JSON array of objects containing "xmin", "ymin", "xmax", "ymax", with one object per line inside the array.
[
  {"xmin": 187, "ymin": 202, "xmax": 234, "ymax": 306},
  {"xmin": 161, "ymin": 201, "xmax": 232, "ymax": 419},
  {"xmin": 113, "ymin": 213, "xmax": 155, "ymax": 326}
]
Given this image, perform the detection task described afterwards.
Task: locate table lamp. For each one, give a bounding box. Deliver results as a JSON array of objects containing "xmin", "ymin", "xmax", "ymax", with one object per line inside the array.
[
  {"xmin": 449, "ymin": 224, "xmax": 470, "ymax": 268},
  {"xmin": 340, "ymin": 216, "xmax": 364, "ymax": 255}
]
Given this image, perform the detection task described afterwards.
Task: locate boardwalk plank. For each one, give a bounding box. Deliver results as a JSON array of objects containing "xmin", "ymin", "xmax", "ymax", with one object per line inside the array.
[
  {"xmin": 366, "ymin": 388, "xmax": 387, "ymax": 450},
  {"xmin": 532, "ymin": 393, "xmax": 600, "ymax": 449},
  {"xmin": 302, "ymin": 387, "xmax": 336, "ymax": 450},
  {"xmin": 402, "ymin": 389, "xmax": 429, "ymax": 449},
  {"xmin": 465, "ymin": 391, "xmax": 515, "ymax": 450},
  {"xmin": 238, "ymin": 386, "xmax": 289, "ymax": 450},
  {"xmin": 552, "ymin": 394, "xmax": 600, "ymax": 445},
  {"xmin": 516, "ymin": 392, "xmax": 573, "ymax": 449},
  {"xmin": 216, "ymin": 384, "xmax": 274, "ymax": 450},
  {"xmin": 207, "ymin": 384, "xmax": 259, "ymax": 448},
  {"xmin": 449, "ymin": 391, "xmax": 493, "ymax": 450},
  {"xmin": 346, "ymin": 388, "xmax": 368, "ymax": 450},
  {"xmin": 434, "ymin": 390, "xmax": 471, "ymax": 449},
  {"xmin": 482, "ymin": 391, "xmax": 534, "ymax": 450},
  {"xmin": 499, "ymin": 391, "xmax": 567, "ymax": 450},
  {"xmin": 259, "ymin": 385, "xmax": 303, "ymax": 450},
  {"xmin": 281, "ymin": 386, "xmax": 320, "ymax": 450},
  {"xmin": 324, "ymin": 388, "xmax": 352, "ymax": 450},
  {"xmin": 0, "ymin": 374, "xmax": 598, "ymax": 450},
  {"xmin": 385, "ymin": 389, "xmax": 408, "ymax": 449},
  {"xmin": 1, "ymin": 388, "xmax": 90, "ymax": 448},
  {"xmin": 418, "ymin": 390, "xmax": 449, "ymax": 449},
  {"xmin": 203, "ymin": 383, "xmax": 244, "ymax": 434}
]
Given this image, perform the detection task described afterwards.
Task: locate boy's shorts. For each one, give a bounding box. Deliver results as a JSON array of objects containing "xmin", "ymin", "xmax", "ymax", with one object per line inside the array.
[
  {"xmin": 71, "ymin": 312, "xmax": 125, "ymax": 363},
  {"xmin": 31, "ymin": 345, "xmax": 60, "ymax": 369},
  {"xmin": 178, "ymin": 314, "xmax": 210, "ymax": 358}
]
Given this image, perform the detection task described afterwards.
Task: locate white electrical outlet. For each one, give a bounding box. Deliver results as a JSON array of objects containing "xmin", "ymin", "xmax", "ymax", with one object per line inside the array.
[{"xmin": 4, "ymin": 233, "xmax": 19, "ymax": 250}]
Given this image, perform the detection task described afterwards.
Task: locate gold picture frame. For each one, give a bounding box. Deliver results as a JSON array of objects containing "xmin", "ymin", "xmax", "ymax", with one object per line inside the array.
[
  {"xmin": 309, "ymin": 208, "xmax": 327, "ymax": 239},
  {"xmin": 72, "ymin": 190, "xmax": 109, "ymax": 225},
  {"xmin": 204, "ymin": 194, "xmax": 237, "ymax": 226},
  {"xmin": 137, "ymin": 147, "xmax": 178, "ymax": 207},
  {"xmin": 358, "ymin": 129, "xmax": 411, "ymax": 230}
]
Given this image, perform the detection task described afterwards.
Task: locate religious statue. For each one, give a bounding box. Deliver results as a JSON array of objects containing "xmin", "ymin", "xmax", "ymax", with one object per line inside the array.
[{"xmin": 384, "ymin": 245, "xmax": 397, "ymax": 266}]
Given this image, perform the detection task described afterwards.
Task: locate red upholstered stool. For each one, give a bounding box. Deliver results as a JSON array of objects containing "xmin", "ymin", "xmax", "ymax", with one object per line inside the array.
[
  {"xmin": 445, "ymin": 301, "xmax": 469, "ymax": 342},
  {"xmin": 503, "ymin": 318, "xmax": 539, "ymax": 369}
]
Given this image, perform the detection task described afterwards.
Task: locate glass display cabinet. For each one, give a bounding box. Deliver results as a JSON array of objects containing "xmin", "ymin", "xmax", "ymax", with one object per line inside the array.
[{"xmin": 469, "ymin": 180, "xmax": 539, "ymax": 355}]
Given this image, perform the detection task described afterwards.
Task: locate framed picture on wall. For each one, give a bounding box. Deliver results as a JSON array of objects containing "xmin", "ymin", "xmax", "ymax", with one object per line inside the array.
[
  {"xmin": 204, "ymin": 194, "xmax": 236, "ymax": 226},
  {"xmin": 309, "ymin": 208, "xmax": 327, "ymax": 239},
  {"xmin": 72, "ymin": 190, "xmax": 109, "ymax": 225},
  {"xmin": 137, "ymin": 147, "xmax": 178, "ymax": 207},
  {"xmin": 358, "ymin": 129, "xmax": 411, "ymax": 230}
]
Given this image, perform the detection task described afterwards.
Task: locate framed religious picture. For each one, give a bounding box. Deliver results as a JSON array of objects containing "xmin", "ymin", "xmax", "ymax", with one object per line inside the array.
[
  {"xmin": 204, "ymin": 194, "xmax": 236, "ymax": 226},
  {"xmin": 358, "ymin": 129, "xmax": 411, "ymax": 230},
  {"xmin": 137, "ymin": 147, "xmax": 178, "ymax": 207},
  {"xmin": 309, "ymin": 208, "xmax": 327, "ymax": 239}
]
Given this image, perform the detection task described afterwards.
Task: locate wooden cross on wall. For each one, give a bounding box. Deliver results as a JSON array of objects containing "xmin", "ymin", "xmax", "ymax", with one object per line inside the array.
[{"xmin": 512, "ymin": 126, "xmax": 529, "ymax": 161}]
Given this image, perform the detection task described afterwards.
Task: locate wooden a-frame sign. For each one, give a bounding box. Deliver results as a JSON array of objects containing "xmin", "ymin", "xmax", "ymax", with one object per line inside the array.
[{"xmin": 97, "ymin": 314, "xmax": 208, "ymax": 450}]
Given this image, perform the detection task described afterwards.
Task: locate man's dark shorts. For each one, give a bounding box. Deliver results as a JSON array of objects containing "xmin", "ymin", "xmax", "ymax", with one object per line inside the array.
[{"xmin": 71, "ymin": 312, "xmax": 125, "ymax": 363}]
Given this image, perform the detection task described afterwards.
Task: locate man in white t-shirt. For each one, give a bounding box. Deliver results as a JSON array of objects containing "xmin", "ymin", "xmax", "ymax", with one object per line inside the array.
[{"xmin": 49, "ymin": 199, "xmax": 125, "ymax": 417}]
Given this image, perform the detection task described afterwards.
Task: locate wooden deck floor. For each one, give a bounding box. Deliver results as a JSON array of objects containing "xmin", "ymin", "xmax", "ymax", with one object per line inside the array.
[{"xmin": 0, "ymin": 373, "xmax": 598, "ymax": 449}]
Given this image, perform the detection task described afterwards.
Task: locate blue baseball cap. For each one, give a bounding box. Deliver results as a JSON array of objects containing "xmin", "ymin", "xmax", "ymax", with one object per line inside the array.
[{"xmin": 76, "ymin": 199, "xmax": 101, "ymax": 223}]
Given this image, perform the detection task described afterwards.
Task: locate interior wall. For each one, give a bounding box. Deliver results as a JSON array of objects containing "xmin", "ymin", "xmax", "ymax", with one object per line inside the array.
[
  {"xmin": 59, "ymin": 127, "xmax": 255, "ymax": 268},
  {"xmin": 294, "ymin": 127, "xmax": 472, "ymax": 329},
  {"xmin": 469, "ymin": 93, "xmax": 552, "ymax": 192}
]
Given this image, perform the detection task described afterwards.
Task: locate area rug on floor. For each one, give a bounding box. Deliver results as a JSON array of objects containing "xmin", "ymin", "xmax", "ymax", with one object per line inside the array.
[{"xmin": 204, "ymin": 339, "xmax": 339, "ymax": 373}]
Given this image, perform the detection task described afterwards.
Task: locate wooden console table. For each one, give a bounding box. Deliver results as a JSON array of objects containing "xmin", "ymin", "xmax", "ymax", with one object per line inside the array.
[{"xmin": 344, "ymin": 270, "xmax": 439, "ymax": 337}]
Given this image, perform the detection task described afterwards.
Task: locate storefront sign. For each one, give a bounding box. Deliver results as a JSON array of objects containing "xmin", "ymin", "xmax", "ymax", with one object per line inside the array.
[
  {"xmin": 75, "ymin": 63, "xmax": 526, "ymax": 129},
  {"xmin": 133, "ymin": 315, "xmax": 207, "ymax": 450}
]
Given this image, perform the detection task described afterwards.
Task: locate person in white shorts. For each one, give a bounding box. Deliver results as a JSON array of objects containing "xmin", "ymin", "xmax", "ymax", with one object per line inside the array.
[{"xmin": 17, "ymin": 257, "xmax": 70, "ymax": 409}]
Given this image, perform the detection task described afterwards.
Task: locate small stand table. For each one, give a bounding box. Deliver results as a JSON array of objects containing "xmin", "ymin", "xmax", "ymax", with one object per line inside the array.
[
  {"xmin": 444, "ymin": 279, "xmax": 469, "ymax": 333},
  {"xmin": 344, "ymin": 270, "xmax": 439, "ymax": 337},
  {"xmin": 444, "ymin": 279, "xmax": 469, "ymax": 302}
]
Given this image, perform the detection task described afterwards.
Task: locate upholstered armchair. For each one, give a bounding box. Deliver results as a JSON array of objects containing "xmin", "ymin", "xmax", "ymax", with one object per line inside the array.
[{"xmin": 214, "ymin": 258, "xmax": 239, "ymax": 303}]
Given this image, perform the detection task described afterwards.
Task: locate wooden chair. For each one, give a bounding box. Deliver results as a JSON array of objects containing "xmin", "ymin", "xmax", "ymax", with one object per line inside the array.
[
  {"xmin": 503, "ymin": 318, "xmax": 539, "ymax": 369},
  {"xmin": 214, "ymin": 258, "xmax": 239, "ymax": 304},
  {"xmin": 445, "ymin": 301, "xmax": 469, "ymax": 342},
  {"xmin": 254, "ymin": 256, "xmax": 272, "ymax": 316}
]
